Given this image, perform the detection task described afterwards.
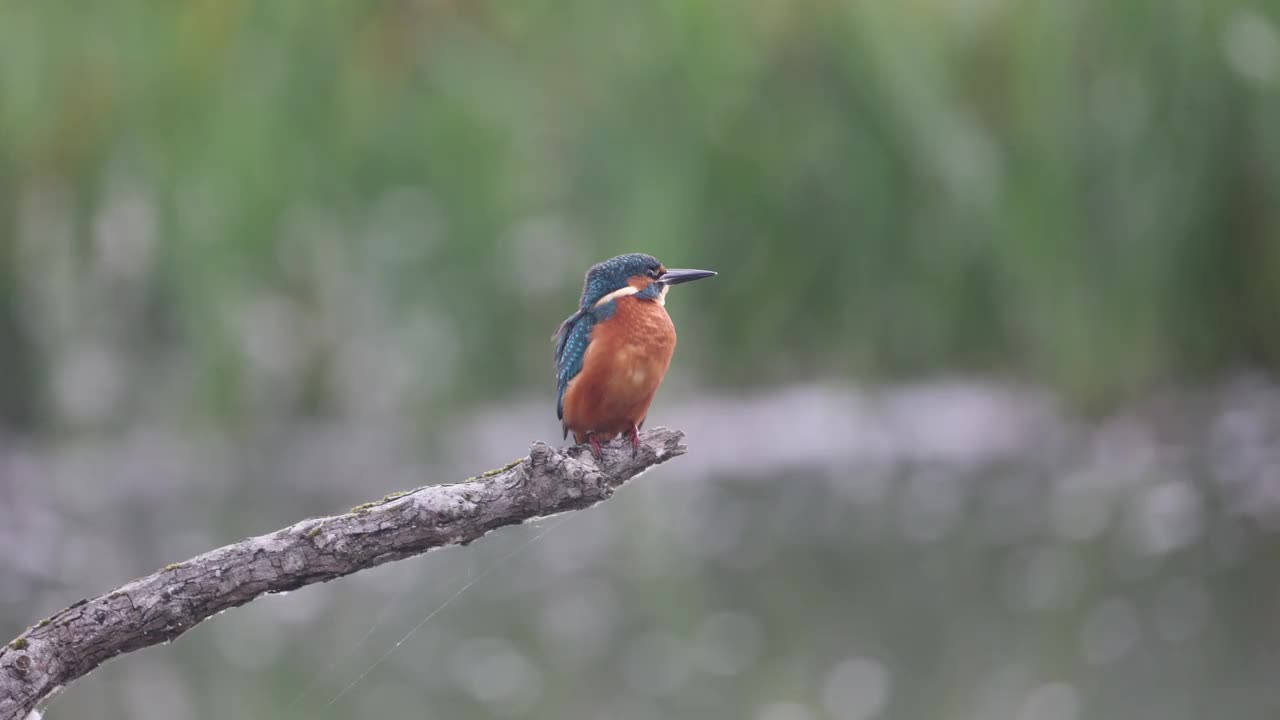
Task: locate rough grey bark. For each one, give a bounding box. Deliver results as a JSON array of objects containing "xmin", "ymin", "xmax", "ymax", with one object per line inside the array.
[{"xmin": 0, "ymin": 428, "xmax": 687, "ymax": 720}]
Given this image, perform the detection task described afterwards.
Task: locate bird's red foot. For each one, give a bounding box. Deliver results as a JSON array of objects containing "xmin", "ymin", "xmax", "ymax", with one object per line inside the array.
[
  {"xmin": 587, "ymin": 432, "xmax": 604, "ymax": 460},
  {"xmin": 627, "ymin": 424, "xmax": 641, "ymax": 458}
]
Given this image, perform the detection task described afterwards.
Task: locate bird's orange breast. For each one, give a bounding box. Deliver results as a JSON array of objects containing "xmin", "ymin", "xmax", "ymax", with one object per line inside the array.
[{"xmin": 560, "ymin": 296, "xmax": 676, "ymax": 442}]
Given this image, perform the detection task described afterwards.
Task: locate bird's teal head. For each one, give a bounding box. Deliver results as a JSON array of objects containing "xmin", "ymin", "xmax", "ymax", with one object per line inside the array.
[{"xmin": 578, "ymin": 252, "xmax": 716, "ymax": 310}]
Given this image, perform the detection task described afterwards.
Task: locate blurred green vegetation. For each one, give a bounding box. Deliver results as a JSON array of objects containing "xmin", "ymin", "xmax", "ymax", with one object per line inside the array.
[{"xmin": 1, "ymin": 0, "xmax": 1278, "ymax": 431}]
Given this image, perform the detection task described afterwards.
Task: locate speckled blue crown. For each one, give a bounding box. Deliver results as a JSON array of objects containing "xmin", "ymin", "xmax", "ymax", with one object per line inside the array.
[{"xmin": 579, "ymin": 253, "xmax": 660, "ymax": 309}]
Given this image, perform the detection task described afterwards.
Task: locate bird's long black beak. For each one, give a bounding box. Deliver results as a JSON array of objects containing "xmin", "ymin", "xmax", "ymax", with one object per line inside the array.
[{"xmin": 660, "ymin": 268, "xmax": 717, "ymax": 286}]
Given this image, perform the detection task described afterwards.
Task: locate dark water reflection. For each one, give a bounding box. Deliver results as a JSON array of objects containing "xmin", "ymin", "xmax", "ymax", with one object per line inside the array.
[{"xmin": 2, "ymin": 376, "xmax": 1279, "ymax": 720}]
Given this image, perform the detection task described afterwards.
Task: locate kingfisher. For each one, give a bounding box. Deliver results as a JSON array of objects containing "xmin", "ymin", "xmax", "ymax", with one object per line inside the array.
[{"xmin": 554, "ymin": 253, "xmax": 716, "ymax": 458}]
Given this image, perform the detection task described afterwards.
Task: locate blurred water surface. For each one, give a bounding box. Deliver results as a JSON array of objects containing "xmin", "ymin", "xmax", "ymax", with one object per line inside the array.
[{"xmin": 4, "ymin": 377, "xmax": 1280, "ymax": 720}]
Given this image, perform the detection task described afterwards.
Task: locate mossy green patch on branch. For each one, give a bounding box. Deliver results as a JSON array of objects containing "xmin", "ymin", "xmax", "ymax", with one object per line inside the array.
[
  {"xmin": 347, "ymin": 489, "xmax": 419, "ymax": 516},
  {"xmin": 468, "ymin": 458, "xmax": 523, "ymax": 482},
  {"xmin": 483, "ymin": 458, "xmax": 523, "ymax": 477}
]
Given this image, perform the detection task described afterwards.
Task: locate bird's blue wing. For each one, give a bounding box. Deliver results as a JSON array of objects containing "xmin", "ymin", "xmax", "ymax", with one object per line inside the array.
[
  {"xmin": 553, "ymin": 301, "xmax": 617, "ymax": 426},
  {"xmin": 554, "ymin": 310, "xmax": 595, "ymax": 422}
]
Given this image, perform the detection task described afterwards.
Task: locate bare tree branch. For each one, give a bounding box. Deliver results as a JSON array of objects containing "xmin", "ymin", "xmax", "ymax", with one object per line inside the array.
[{"xmin": 0, "ymin": 428, "xmax": 687, "ymax": 720}]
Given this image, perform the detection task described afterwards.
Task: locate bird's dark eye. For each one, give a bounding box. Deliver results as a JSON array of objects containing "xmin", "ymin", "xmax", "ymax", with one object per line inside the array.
[{"xmin": 647, "ymin": 267, "xmax": 663, "ymax": 279}]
